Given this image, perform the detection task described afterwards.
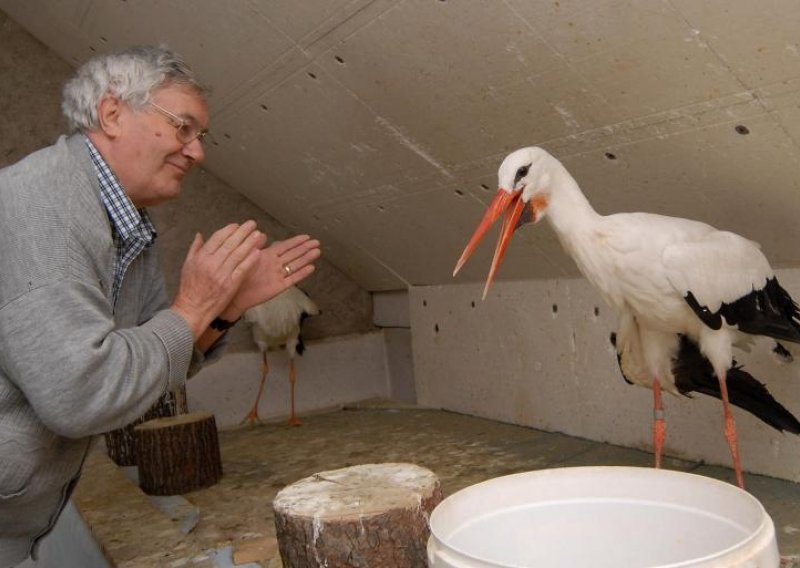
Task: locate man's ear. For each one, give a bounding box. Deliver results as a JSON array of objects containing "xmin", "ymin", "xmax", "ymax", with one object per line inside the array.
[{"xmin": 96, "ymin": 95, "xmax": 124, "ymax": 138}]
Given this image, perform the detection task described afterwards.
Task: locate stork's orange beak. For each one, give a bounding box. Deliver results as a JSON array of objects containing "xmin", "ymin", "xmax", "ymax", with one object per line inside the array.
[{"xmin": 453, "ymin": 188, "xmax": 527, "ymax": 299}]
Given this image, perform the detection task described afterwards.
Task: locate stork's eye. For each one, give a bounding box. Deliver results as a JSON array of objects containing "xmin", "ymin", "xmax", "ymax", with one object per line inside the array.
[{"xmin": 514, "ymin": 164, "xmax": 531, "ymax": 185}]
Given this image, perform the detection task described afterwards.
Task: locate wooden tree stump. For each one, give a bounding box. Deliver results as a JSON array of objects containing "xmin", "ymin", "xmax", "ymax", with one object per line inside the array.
[
  {"xmin": 134, "ymin": 411, "xmax": 222, "ymax": 495},
  {"xmin": 104, "ymin": 389, "xmax": 180, "ymax": 466},
  {"xmin": 273, "ymin": 463, "xmax": 442, "ymax": 568}
]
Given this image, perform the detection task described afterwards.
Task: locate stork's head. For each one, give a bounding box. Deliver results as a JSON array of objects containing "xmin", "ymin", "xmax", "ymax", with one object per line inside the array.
[{"xmin": 453, "ymin": 147, "xmax": 556, "ymax": 298}]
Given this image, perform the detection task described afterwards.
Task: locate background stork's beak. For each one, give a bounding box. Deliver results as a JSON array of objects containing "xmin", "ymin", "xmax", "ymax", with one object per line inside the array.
[{"xmin": 453, "ymin": 188, "xmax": 525, "ymax": 299}]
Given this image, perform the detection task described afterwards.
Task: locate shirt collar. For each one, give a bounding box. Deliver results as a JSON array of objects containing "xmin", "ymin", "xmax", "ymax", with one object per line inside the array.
[{"xmin": 84, "ymin": 135, "xmax": 157, "ymax": 246}]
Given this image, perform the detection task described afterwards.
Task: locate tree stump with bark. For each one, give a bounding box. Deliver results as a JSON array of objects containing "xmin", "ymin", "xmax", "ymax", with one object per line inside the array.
[
  {"xmin": 134, "ymin": 411, "xmax": 222, "ymax": 495},
  {"xmin": 104, "ymin": 389, "xmax": 181, "ymax": 466},
  {"xmin": 273, "ymin": 463, "xmax": 442, "ymax": 568}
]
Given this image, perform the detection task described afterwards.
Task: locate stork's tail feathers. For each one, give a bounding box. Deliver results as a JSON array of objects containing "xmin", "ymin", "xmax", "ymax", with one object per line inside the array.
[
  {"xmin": 723, "ymin": 365, "xmax": 800, "ymax": 434},
  {"xmin": 673, "ymin": 336, "xmax": 800, "ymax": 434}
]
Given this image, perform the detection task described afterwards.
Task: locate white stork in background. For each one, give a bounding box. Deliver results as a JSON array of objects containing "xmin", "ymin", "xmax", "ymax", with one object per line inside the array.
[
  {"xmin": 240, "ymin": 286, "xmax": 319, "ymax": 427},
  {"xmin": 453, "ymin": 146, "xmax": 800, "ymax": 488}
]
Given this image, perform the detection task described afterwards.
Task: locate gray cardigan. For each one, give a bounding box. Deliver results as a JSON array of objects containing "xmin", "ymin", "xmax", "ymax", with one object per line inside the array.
[{"xmin": 0, "ymin": 135, "xmax": 198, "ymax": 566}]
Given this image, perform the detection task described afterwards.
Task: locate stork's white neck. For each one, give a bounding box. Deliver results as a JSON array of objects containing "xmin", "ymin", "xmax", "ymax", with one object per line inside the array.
[
  {"xmin": 537, "ymin": 159, "xmax": 615, "ymax": 300},
  {"xmin": 541, "ymin": 160, "xmax": 601, "ymax": 238}
]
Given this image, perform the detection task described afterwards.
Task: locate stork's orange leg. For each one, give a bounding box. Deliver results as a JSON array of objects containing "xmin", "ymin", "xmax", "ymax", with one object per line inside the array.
[
  {"xmin": 717, "ymin": 373, "xmax": 745, "ymax": 489},
  {"xmin": 652, "ymin": 378, "xmax": 666, "ymax": 469},
  {"xmin": 287, "ymin": 358, "xmax": 301, "ymax": 426},
  {"xmin": 241, "ymin": 352, "xmax": 269, "ymax": 426}
]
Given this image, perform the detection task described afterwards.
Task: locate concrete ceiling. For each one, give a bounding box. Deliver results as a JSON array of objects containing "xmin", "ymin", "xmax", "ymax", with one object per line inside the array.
[{"xmin": 4, "ymin": 0, "xmax": 800, "ymax": 291}]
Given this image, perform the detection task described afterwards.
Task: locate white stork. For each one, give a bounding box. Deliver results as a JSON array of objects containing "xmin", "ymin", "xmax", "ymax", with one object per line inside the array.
[
  {"xmin": 453, "ymin": 146, "xmax": 800, "ymax": 488},
  {"xmin": 240, "ymin": 285, "xmax": 319, "ymax": 427}
]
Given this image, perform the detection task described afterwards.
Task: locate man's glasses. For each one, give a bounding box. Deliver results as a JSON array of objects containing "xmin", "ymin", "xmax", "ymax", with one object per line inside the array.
[{"xmin": 148, "ymin": 101, "xmax": 209, "ymax": 145}]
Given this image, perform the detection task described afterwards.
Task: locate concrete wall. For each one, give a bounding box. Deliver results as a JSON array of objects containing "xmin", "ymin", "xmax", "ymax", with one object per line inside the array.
[
  {"xmin": 0, "ymin": 9, "xmax": 70, "ymax": 165},
  {"xmin": 374, "ymin": 290, "xmax": 416, "ymax": 403},
  {"xmin": 189, "ymin": 331, "xmax": 392, "ymax": 428},
  {"xmin": 410, "ymin": 271, "xmax": 800, "ymax": 482}
]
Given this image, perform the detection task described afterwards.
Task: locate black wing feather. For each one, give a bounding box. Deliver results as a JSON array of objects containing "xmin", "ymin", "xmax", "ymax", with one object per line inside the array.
[
  {"xmin": 720, "ymin": 278, "xmax": 800, "ymax": 342},
  {"xmin": 609, "ymin": 332, "xmax": 634, "ymax": 386},
  {"xmin": 686, "ymin": 278, "xmax": 800, "ymax": 343}
]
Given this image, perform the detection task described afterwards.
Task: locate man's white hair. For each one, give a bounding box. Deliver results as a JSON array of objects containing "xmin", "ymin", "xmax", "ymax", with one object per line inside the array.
[{"xmin": 61, "ymin": 44, "xmax": 205, "ymax": 133}]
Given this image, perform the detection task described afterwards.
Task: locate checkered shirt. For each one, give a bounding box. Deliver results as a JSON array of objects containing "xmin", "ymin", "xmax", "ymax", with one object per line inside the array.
[{"xmin": 85, "ymin": 136, "xmax": 157, "ymax": 308}]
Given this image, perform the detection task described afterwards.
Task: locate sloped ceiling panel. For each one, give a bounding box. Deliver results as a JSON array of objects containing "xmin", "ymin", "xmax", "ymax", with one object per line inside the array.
[{"xmin": 4, "ymin": 0, "xmax": 800, "ymax": 291}]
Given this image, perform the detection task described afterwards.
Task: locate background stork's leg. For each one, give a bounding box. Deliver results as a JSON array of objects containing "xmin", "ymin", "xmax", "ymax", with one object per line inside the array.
[
  {"xmin": 717, "ymin": 374, "xmax": 745, "ymax": 488},
  {"xmin": 241, "ymin": 352, "xmax": 269, "ymax": 426},
  {"xmin": 287, "ymin": 358, "xmax": 301, "ymax": 427},
  {"xmin": 652, "ymin": 378, "xmax": 666, "ymax": 469}
]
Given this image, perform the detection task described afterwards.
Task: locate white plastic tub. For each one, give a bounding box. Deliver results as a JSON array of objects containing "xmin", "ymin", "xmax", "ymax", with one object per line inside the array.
[{"xmin": 427, "ymin": 466, "xmax": 778, "ymax": 568}]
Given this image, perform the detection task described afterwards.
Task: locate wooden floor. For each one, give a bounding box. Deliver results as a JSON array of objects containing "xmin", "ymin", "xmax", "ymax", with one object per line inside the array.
[{"xmin": 72, "ymin": 401, "xmax": 800, "ymax": 567}]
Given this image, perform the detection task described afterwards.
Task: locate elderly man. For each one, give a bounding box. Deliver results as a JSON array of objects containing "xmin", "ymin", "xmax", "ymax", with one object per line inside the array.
[{"xmin": 0, "ymin": 45, "xmax": 320, "ymax": 566}]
